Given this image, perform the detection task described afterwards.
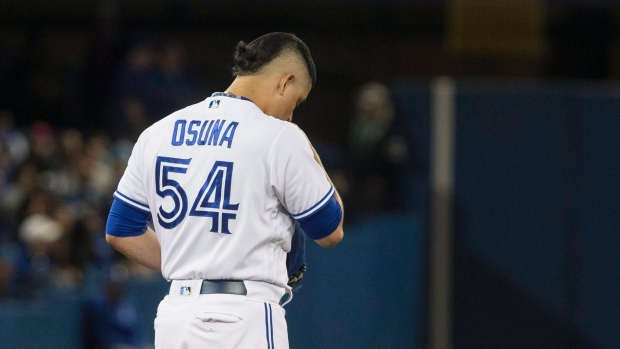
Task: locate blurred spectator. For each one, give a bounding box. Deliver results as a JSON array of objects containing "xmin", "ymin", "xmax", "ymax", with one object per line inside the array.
[
  {"xmin": 83, "ymin": 269, "xmax": 146, "ymax": 349},
  {"xmin": 2, "ymin": 162, "xmax": 41, "ymax": 237},
  {"xmin": 84, "ymin": 132, "xmax": 116, "ymax": 199},
  {"xmin": 112, "ymin": 39, "xmax": 202, "ymax": 140},
  {"xmin": 27, "ymin": 121, "xmax": 59, "ymax": 172},
  {"xmin": 0, "ymin": 111, "xmax": 30, "ymax": 175},
  {"xmin": 70, "ymin": 206, "xmax": 118, "ymax": 274},
  {"xmin": 9, "ymin": 192, "xmax": 82, "ymax": 298},
  {"xmin": 341, "ymin": 82, "xmax": 412, "ymax": 219},
  {"xmin": 0, "ymin": 113, "xmax": 31, "ymax": 237},
  {"xmin": 11, "ymin": 213, "xmax": 65, "ymax": 298},
  {"xmin": 40, "ymin": 128, "xmax": 84, "ymax": 200},
  {"xmin": 150, "ymin": 40, "xmax": 201, "ymax": 118}
]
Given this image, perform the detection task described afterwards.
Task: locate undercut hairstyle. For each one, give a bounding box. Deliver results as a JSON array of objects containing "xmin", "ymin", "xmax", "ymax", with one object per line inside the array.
[{"xmin": 232, "ymin": 32, "xmax": 317, "ymax": 86}]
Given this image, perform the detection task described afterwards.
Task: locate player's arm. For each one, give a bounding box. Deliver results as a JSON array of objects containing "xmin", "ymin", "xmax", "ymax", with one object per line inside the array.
[
  {"xmin": 105, "ymin": 198, "xmax": 161, "ymax": 272},
  {"xmin": 307, "ymin": 141, "xmax": 344, "ymax": 248},
  {"xmin": 292, "ymin": 189, "xmax": 343, "ymax": 248},
  {"xmin": 272, "ymin": 125, "xmax": 344, "ymax": 248},
  {"xmin": 311, "ymin": 196, "xmax": 343, "ymax": 248},
  {"xmin": 105, "ymin": 132, "xmax": 161, "ymax": 271}
]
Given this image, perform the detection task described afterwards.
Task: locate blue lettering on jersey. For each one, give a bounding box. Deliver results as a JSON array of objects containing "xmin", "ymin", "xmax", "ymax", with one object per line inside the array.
[
  {"xmin": 172, "ymin": 120, "xmax": 187, "ymax": 146},
  {"xmin": 189, "ymin": 161, "xmax": 239, "ymax": 234},
  {"xmin": 197, "ymin": 120, "xmax": 213, "ymax": 146},
  {"xmin": 185, "ymin": 120, "xmax": 201, "ymax": 146},
  {"xmin": 219, "ymin": 122, "xmax": 239, "ymax": 149},
  {"xmin": 155, "ymin": 156, "xmax": 191, "ymax": 229},
  {"xmin": 207, "ymin": 120, "xmax": 225, "ymax": 146},
  {"xmin": 171, "ymin": 119, "xmax": 238, "ymax": 148},
  {"xmin": 155, "ymin": 157, "xmax": 240, "ymax": 234}
]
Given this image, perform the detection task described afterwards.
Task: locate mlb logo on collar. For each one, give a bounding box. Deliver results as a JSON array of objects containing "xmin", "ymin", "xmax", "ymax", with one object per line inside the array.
[
  {"xmin": 180, "ymin": 286, "xmax": 192, "ymax": 296},
  {"xmin": 209, "ymin": 100, "xmax": 220, "ymax": 108}
]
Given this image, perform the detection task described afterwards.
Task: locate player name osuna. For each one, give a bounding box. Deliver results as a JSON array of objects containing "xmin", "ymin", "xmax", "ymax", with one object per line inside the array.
[
  {"xmin": 105, "ymin": 32, "xmax": 344, "ymax": 349},
  {"xmin": 170, "ymin": 118, "xmax": 238, "ymax": 148}
]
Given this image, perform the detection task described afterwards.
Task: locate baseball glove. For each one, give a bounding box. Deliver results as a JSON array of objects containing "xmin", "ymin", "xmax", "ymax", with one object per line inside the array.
[
  {"xmin": 287, "ymin": 263, "xmax": 307, "ymax": 287},
  {"xmin": 287, "ymin": 221, "xmax": 307, "ymax": 288}
]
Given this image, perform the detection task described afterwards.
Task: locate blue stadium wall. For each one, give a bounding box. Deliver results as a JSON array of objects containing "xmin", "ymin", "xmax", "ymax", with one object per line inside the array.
[{"xmin": 392, "ymin": 80, "xmax": 620, "ymax": 349}]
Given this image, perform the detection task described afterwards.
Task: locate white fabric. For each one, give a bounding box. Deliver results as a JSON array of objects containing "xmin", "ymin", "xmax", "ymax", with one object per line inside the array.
[
  {"xmin": 155, "ymin": 292, "xmax": 288, "ymax": 349},
  {"xmin": 115, "ymin": 95, "xmax": 332, "ymax": 287}
]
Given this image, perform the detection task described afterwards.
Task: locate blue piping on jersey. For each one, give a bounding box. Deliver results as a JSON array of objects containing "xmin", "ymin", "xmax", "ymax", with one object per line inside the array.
[
  {"xmin": 114, "ymin": 190, "xmax": 150, "ymax": 213},
  {"xmin": 297, "ymin": 194, "xmax": 342, "ymax": 240},
  {"xmin": 291, "ymin": 186, "xmax": 335, "ymax": 220}
]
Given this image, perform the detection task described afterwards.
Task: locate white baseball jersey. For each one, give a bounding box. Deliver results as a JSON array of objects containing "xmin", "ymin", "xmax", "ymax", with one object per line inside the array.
[{"xmin": 113, "ymin": 93, "xmax": 333, "ymax": 288}]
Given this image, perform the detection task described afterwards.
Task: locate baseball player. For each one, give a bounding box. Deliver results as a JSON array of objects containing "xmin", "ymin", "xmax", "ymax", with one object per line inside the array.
[{"xmin": 105, "ymin": 32, "xmax": 344, "ymax": 349}]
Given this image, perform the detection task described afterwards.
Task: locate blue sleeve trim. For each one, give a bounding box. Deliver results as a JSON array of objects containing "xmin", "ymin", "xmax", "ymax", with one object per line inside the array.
[
  {"xmin": 297, "ymin": 194, "xmax": 342, "ymax": 240},
  {"xmin": 291, "ymin": 186, "xmax": 335, "ymax": 220},
  {"xmin": 106, "ymin": 198, "xmax": 151, "ymax": 237},
  {"xmin": 113, "ymin": 190, "xmax": 150, "ymax": 213}
]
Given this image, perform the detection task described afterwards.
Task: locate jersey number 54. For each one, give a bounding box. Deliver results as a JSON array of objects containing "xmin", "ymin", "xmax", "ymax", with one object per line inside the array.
[{"xmin": 155, "ymin": 156, "xmax": 239, "ymax": 233}]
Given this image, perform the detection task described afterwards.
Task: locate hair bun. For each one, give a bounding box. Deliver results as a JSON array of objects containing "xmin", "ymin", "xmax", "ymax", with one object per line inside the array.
[
  {"xmin": 236, "ymin": 41, "xmax": 249, "ymax": 56},
  {"xmin": 233, "ymin": 41, "xmax": 256, "ymax": 72}
]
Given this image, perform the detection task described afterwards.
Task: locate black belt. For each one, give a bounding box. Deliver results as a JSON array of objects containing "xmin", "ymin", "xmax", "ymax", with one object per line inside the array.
[
  {"xmin": 170, "ymin": 280, "xmax": 289, "ymax": 305},
  {"xmin": 200, "ymin": 280, "xmax": 247, "ymax": 296}
]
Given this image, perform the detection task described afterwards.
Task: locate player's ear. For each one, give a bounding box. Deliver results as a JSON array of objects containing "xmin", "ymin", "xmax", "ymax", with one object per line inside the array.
[{"xmin": 277, "ymin": 74, "xmax": 295, "ymax": 95}]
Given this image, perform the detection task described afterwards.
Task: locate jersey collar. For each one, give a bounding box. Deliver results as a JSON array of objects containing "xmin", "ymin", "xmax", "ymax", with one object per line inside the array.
[{"xmin": 211, "ymin": 92, "xmax": 254, "ymax": 103}]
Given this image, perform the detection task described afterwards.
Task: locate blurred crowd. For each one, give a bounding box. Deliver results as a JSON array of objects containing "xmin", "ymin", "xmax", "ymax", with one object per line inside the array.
[
  {"xmin": 0, "ymin": 111, "xmax": 149, "ymax": 297},
  {"xmin": 0, "ymin": 112, "xmax": 152, "ymax": 348}
]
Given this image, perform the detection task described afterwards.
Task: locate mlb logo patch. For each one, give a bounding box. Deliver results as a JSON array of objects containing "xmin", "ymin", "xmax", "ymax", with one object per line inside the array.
[
  {"xmin": 209, "ymin": 100, "xmax": 220, "ymax": 108},
  {"xmin": 180, "ymin": 286, "xmax": 192, "ymax": 296}
]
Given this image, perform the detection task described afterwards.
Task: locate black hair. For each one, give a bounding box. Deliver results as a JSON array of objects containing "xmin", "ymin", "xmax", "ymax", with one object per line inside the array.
[{"xmin": 232, "ymin": 32, "xmax": 317, "ymax": 86}]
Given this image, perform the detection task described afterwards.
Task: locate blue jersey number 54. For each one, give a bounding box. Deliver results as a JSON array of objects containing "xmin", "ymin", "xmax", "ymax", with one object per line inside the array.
[{"xmin": 155, "ymin": 156, "xmax": 239, "ymax": 233}]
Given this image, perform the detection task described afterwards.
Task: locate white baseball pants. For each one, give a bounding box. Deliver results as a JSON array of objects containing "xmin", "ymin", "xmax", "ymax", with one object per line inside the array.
[{"xmin": 154, "ymin": 280, "xmax": 289, "ymax": 349}]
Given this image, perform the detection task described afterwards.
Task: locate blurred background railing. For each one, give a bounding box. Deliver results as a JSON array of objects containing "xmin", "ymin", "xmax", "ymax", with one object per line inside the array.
[{"xmin": 0, "ymin": 1, "xmax": 619, "ymax": 349}]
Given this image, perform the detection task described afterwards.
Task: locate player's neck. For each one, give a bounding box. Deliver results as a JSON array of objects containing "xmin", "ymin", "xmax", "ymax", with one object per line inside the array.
[{"xmin": 225, "ymin": 77, "xmax": 270, "ymax": 113}]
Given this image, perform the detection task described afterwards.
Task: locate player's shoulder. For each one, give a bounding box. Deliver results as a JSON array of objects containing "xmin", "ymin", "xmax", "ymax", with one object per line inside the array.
[
  {"xmin": 271, "ymin": 121, "xmax": 308, "ymax": 144},
  {"xmin": 259, "ymin": 114, "xmax": 294, "ymax": 133},
  {"xmin": 235, "ymin": 104, "xmax": 298, "ymax": 139}
]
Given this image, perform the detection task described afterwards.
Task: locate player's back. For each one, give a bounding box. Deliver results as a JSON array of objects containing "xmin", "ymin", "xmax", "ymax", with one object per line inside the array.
[{"xmin": 132, "ymin": 94, "xmax": 295, "ymax": 287}]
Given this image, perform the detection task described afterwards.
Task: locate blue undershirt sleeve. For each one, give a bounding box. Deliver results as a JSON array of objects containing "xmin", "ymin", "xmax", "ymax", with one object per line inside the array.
[
  {"xmin": 106, "ymin": 198, "xmax": 151, "ymax": 237},
  {"xmin": 297, "ymin": 195, "xmax": 342, "ymax": 240}
]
